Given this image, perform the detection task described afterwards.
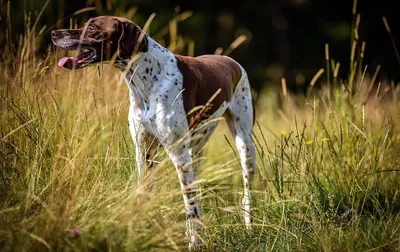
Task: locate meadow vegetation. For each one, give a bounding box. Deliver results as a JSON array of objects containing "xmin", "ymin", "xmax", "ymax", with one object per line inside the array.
[{"xmin": 1, "ymin": 2, "xmax": 400, "ymax": 251}]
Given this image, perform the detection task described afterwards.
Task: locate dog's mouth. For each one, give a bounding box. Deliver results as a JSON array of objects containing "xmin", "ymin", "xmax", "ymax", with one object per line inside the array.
[{"xmin": 58, "ymin": 47, "xmax": 99, "ymax": 69}]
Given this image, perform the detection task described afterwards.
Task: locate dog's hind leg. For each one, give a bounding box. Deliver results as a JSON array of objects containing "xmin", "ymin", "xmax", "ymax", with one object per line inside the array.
[{"xmin": 225, "ymin": 70, "xmax": 256, "ymax": 229}]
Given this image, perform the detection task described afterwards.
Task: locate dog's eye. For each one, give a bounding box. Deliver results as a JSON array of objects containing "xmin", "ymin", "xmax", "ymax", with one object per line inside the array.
[{"xmin": 88, "ymin": 26, "xmax": 95, "ymax": 32}]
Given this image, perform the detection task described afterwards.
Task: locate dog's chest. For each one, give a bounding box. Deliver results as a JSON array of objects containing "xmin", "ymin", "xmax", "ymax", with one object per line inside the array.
[{"xmin": 126, "ymin": 58, "xmax": 186, "ymax": 130}]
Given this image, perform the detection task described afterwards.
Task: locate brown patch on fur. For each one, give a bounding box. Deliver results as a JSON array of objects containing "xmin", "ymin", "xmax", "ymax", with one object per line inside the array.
[
  {"xmin": 109, "ymin": 17, "xmax": 148, "ymax": 58},
  {"xmin": 51, "ymin": 16, "xmax": 148, "ymax": 68},
  {"xmin": 175, "ymin": 55, "xmax": 242, "ymax": 128},
  {"xmin": 86, "ymin": 16, "xmax": 148, "ymax": 58}
]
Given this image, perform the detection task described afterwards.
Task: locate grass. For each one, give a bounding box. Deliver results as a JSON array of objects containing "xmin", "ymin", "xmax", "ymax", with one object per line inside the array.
[{"xmin": 1, "ymin": 3, "xmax": 400, "ymax": 251}]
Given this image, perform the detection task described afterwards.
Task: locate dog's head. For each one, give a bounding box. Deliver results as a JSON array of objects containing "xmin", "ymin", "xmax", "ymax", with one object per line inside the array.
[{"xmin": 51, "ymin": 16, "xmax": 148, "ymax": 70}]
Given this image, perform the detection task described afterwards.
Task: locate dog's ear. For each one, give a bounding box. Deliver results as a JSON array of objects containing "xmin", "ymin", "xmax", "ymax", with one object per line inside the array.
[{"xmin": 117, "ymin": 20, "xmax": 148, "ymax": 60}]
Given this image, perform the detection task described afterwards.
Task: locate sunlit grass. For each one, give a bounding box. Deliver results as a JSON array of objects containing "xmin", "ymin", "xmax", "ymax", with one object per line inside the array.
[{"xmin": 1, "ymin": 1, "xmax": 400, "ymax": 251}]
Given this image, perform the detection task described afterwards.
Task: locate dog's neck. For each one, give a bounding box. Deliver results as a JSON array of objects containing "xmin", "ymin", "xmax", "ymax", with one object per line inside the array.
[{"xmin": 114, "ymin": 36, "xmax": 177, "ymax": 109}]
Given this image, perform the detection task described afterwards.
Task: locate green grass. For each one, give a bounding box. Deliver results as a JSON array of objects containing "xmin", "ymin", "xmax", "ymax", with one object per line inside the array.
[{"xmin": 1, "ymin": 4, "xmax": 400, "ymax": 252}]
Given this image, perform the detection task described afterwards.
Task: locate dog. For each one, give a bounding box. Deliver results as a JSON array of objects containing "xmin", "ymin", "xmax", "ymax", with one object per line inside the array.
[{"xmin": 51, "ymin": 16, "xmax": 256, "ymax": 249}]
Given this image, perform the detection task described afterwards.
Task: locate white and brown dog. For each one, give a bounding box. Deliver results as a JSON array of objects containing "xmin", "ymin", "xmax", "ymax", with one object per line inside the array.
[{"xmin": 52, "ymin": 16, "xmax": 256, "ymax": 248}]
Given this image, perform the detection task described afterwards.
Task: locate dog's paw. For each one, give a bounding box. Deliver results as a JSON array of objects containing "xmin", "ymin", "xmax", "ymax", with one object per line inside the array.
[{"xmin": 188, "ymin": 234, "xmax": 203, "ymax": 250}]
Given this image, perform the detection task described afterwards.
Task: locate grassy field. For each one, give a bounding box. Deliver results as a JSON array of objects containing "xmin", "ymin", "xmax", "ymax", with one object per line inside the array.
[{"xmin": 1, "ymin": 6, "xmax": 400, "ymax": 252}]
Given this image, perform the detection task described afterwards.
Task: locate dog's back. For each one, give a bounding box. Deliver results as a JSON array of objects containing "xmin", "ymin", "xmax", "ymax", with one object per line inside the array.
[{"xmin": 175, "ymin": 54, "xmax": 243, "ymax": 126}]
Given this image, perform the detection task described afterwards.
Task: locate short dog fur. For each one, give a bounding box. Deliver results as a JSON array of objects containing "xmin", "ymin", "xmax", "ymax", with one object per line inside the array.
[{"xmin": 52, "ymin": 16, "xmax": 256, "ymax": 248}]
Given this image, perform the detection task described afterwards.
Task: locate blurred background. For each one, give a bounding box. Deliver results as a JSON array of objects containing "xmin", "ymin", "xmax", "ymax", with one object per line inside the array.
[{"xmin": 1, "ymin": 0, "xmax": 400, "ymax": 93}]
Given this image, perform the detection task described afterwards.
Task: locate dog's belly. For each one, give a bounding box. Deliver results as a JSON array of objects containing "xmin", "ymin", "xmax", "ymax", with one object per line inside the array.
[{"xmin": 189, "ymin": 101, "xmax": 228, "ymax": 152}]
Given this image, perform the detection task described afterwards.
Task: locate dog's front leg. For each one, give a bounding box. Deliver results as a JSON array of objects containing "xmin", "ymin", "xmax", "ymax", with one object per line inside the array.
[
  {"xmin": 166, "ymin": 138, "xmax": 202, "ymax": 249},
  {"xmin": 155, "ymin": 111, "xmax": 202, "ymax": 249},
  {"xmin": 128, "ymin": 118, "xmax": 149, "ymax": 179}
]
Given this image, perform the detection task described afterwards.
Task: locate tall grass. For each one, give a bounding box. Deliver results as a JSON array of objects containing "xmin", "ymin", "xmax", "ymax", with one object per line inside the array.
[{"xmin": 1, "ymin": 2, "xmax": 400, "ymax": 251}]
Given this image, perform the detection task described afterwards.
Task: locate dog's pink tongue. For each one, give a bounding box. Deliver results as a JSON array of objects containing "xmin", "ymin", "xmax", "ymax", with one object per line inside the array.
[{"xmin": 58, "ymin": 57, "xmax": 75, "ymax": 67}]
